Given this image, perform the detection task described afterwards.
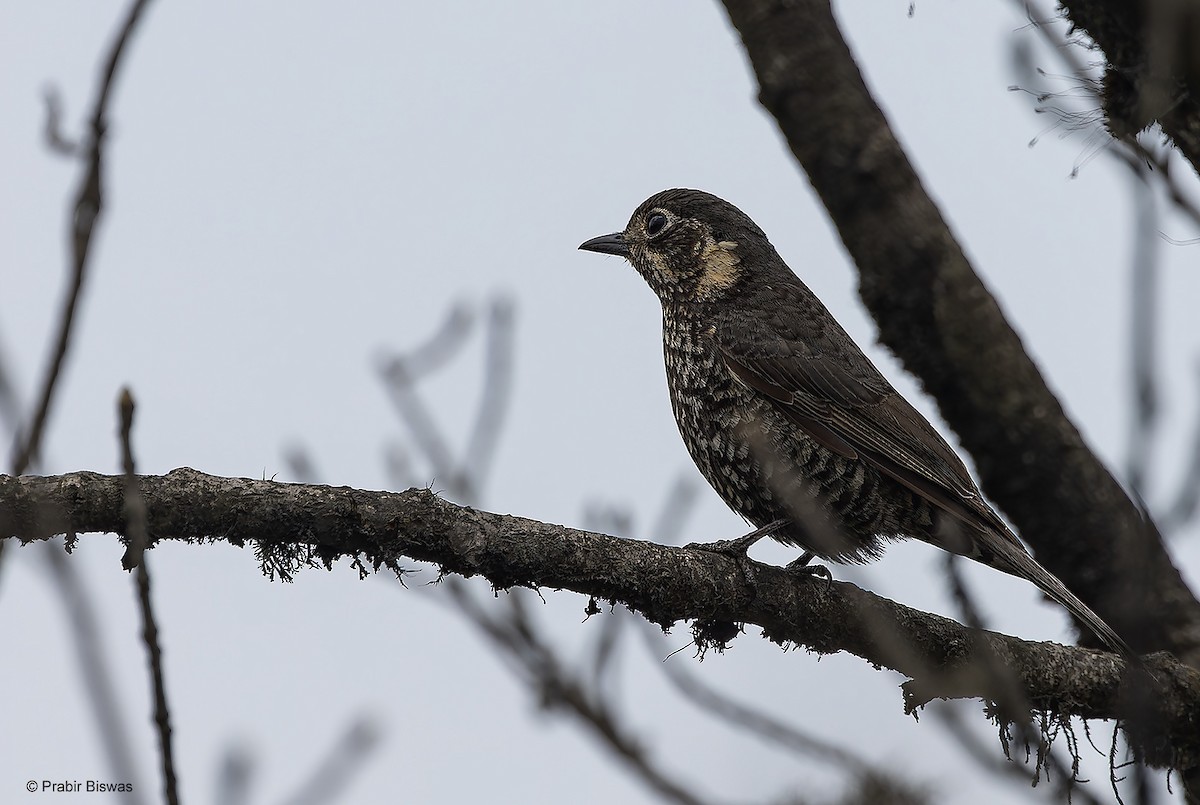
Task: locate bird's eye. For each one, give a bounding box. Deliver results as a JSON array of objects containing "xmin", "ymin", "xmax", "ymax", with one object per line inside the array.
[{"xmin": 646, "ymin": 213, "xmax": 668, "ymax": 237}]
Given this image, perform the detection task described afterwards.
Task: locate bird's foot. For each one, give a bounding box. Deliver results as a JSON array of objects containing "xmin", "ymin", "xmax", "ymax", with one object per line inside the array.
[
  {"xmin": 784, "ymin": 551, "xmax": 833, "ymax": 591},
  {"xmin": 684, "ymin": 519, "xmax": 788, "ymax": 558}
]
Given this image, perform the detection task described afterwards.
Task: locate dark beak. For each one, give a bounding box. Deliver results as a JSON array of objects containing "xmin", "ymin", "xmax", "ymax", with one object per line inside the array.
[{"xmin": 578, "ymin": 232, "xmax": 629, "ymax": 257}]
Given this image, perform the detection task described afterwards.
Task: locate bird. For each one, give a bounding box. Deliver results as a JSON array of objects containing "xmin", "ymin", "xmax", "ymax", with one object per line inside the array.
[{"xmin": 578, "ymin": 187, "xmax": 1133, "ymax": 658}]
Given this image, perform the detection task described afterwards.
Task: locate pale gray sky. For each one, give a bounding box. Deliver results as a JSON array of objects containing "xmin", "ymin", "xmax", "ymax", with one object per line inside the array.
[{"xmin": 3, "ymin": 2, "xmax": 1199, "ymax": 803}]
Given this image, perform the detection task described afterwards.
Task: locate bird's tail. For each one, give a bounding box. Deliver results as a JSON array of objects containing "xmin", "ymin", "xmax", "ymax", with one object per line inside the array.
[{"xmin": 981, "ymin": 533, "xmax": 1135, "ymax": 660}]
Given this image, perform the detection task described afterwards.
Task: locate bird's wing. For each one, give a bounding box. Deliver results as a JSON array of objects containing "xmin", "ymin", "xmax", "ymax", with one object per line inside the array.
[
  {"xmin": 715, "ymin": 317, "xmax": 1136, "ymax": 657},
  {"xmin": 712, "ymin": 317, "xmax": 1014, "ymax": 542}
]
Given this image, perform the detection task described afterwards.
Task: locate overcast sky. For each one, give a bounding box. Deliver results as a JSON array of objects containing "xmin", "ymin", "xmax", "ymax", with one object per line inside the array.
[{"xmin": 3, "ymin": 2, "xmax": 1199, "ymax": 804}]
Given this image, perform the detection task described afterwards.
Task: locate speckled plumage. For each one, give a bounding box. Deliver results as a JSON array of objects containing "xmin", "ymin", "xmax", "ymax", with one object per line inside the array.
[
  {"xmin": 580, "ymin": 188, "xmax": 1131, "ymax": 657},
  {"xmin": 661, "ymin": 299, "xmax": 918, "ymax": 563}
]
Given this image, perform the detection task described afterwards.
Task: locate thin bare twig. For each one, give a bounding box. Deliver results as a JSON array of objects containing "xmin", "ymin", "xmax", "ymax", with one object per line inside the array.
[
  {"xmin": 393, "ymin": 301, "xmax": 475, "ymax": 379},
  {"xmin": 581, "ymin": 475, "xmax": 697, "ymax": 546},
  {"xmin": 10, "ymin": 0, "xmax": 154, "ymax": 476},
  {"xmin": 379, "ymin": 299, "xmax": 725, "ymax": 802},
  {"xmin": 582, "ymin": 502, "xmax": 634, "ymax": 537},
  {"xmin": 118, "ymin": 388, "xmax": 180, "ymax": 805},
  {"xmin": 282, "ymin": 444, "xmax": 321, "ymax": 485},
  {"xmin": 942, "ymin": 556, "xmax": 1094, "ymax": 796},
  {"xmin": 40, "ymin": 545, "xmax": 148, "ymax": 805},
  {"xmin": 276, "ymin": 718, "xmax": 381, "ymax": 805},
  {"xmin": 586, "ymin": 600, "xmax": 627, "ymax": 699},
  {"xmin": 377, "ymin": 295, "xmax": 516, "ymax": 504},
  {"xmin": 1, "ymin": 3, "xmax": 157, "ymax": 797},
  {"xmin": 648, "ymin": 475, "xmax": 700, "ymax": 546},
  {"xmin": 375, "ymin": 301, "xmax": 481, "ymax": 494},
  {"xmin": 378, "ymin": 354, "xmax": 459, "ymax": 492},
  {"xmin": 1161, "ymin": 363, "xmax": 1200, "ymax": 534},
  {"xmin": 381, "ymin": 440, "xmax": 415, "ymax": 491},
  {"xmin": 447, "ymin": 580, "xmax": 717, "ymax": 805},
  {"xmin": 0, "ymin": 333, "xmax": 21, "ymax": 432},
  {"xmin": 215, "ymin": 745, "xmax": 253, "ymax": 805},
  {"xmin": 638, "ymin": 619, "xmax": 872, "ymax": 774},
  {"xmin": 1012, "ymin": 1, "xmax": 1200, "ymax": 553},
  {"xmin": 41, "ymin": 87, "xmax": 80, "ymax": 156},
  {"xmin": 462, "ymin": 296, "xmax": 515, "ymax": 497},
  {"xmin": 1125, "ymin": 172, "xmax": 1160, "ymax": 500}
]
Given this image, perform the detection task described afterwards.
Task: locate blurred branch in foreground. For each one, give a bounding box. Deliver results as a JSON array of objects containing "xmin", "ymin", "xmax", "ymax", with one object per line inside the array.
[
  {"xmin": 277, "ymin": 717, "xmax": 382, "ymax": 805},
  {"xmin": 117, "ymin": 389, "xmax": 180, "ymax": 805},
  {"xmin": 1011, "ymin": 1, "xmax": 1200, "ymax": 542},
  {"xmin": 719, "ymin": 0, "xmax": 1200, "ymax": 668},
  {"xmin": 374, "ymin": 299, "xmax": 733, "ymax": 802},
  {"xmin": 447, "ymin": 580, "xmax": 716, "ymax": 805},
  {"xmin": 4, "ymin": 2, "xmax": 159, "ymax": 801},
  {"xmin": 10, "ymin": 0, "xmax": 155, "ymax": 477},
  {"xmin": 376, "ymin": 296, "xmax": 514, "ymax": 504}
]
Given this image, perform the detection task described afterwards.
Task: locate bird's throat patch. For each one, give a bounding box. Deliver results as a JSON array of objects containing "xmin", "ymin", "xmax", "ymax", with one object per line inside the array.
[{"xmin": 695, "ymin": 237, "xmax": 741, "ymax": 298}]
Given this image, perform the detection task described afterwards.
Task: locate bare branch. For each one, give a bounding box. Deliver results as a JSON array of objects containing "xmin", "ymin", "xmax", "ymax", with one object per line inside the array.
[
  {"xmin": 276, "ymin": 717, "xmax": 381, "ymax": 805},
  {"xmin": 941, "ymin": 556, "xmax": 1101, "ymax": 797},
  {"xmin": 1125, "ymin": 174, "xmax": 1161, "ymax": 500},
  {"xmin": 377, "ymin": 295, "xmax": 516, "ymax": 505},
  {"xmin": 462, "ymin": 296, "xmax": 516, "ymax": 498},
  {"xmin": 377, "ymin": 354, "xmax": 459, "ymax": 494},
  {"xmin": 41, "ymin": 87, "xmax": 80, "ymax": 156},
  {"xmin": 448, "ymin": 581, "xmax": 717, "ymax": 805},
  {"xmin": 639, "ymin": 620, "xmax": 873, "ymax": 775},
  {"xmin": 2, "ymin": 468, "xmax": 1195, "ymax": 770},
  {"xmin": 282, "ymin": 444, "xmax": 322, "ymax": 485},
  {"xmin": 717, "ymin": 0, "xmax": 1200, "ymax": 663},
  {"xmin": 1055, "ymin": 0, "xmax": 1200, "ymax": 173},
  {"xmin": 375, "ymin": 301, "xmax": 479, "ymax": 495},
  {"xmin": 215, "ymin": 744, "xmax": 253, "ymax": 805},
  {"xmin": 582, "ymin": 502, "xmax": 634, "ymax": 537},
  {"xmin": 1161, "ymin": 364, "xmax": 1200, "ymax": 535},
  {"xmin": 0, "ymin": 3, "xmax": 158, "ymax": 792},
  {"xmin": 117, "ymin": 390, "xmax": 180, "ymax": 805},
  {"xmin": 10, "ymin": 0, "xmax": 155, "ymax": 476},
  {"xmin": 649, "ymin": 475, "xmax": 700, "ymax": 546},
  {"xmin": 40, "ymin": 545, "xmax": 148, "ymax": 805},
  {"xmin": 392, "ymin": 302, "xmax": 475, "ymax": 380},
  {"xmin": 381, "ymin": 440, "xmax": 416, "ymax": 491},
  {"xmin": 0, "ymin": 332, "xmax": 22, "ymax": 432},
  {"xmin": 1010, "ymin": 2, "xmax": 1200, "ymax": 546}
]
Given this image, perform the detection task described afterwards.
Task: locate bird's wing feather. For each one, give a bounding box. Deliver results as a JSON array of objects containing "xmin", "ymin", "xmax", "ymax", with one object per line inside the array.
[
  {"xmin": 718, "ymin": 323, "xmax": 1136, "ymax": 657},
  {"xmin": 713, "ymin": 317, "xmax": 1016, "ymax": 544}
]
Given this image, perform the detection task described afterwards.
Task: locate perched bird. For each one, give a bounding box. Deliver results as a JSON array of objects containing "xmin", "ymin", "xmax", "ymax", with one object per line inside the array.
[{"xmin": 579, "ymin": 188, "xmax": 1131, "ymax": 657}]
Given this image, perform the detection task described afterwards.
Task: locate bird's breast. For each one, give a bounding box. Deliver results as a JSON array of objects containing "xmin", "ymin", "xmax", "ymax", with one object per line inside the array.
[
  {"xmin": 658, "ymin": 308, "xmax": 899, "ymax": 561},
  {"xmin": 660, "ymin": 312, "xmax": 761, "ymax": 489}
]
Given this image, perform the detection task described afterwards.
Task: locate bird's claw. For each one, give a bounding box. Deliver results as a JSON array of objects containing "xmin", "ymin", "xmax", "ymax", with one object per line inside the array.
[
  {"xmin": 685, "ymin": 528, "xmax": 777, "ymax": 597},
  {"xmin": 684, "ymin": 533, "xmax": 763, "ymax": 559},
  {"xmin": 781, "ymin": 550, "xmax": 834, "ymax": 592},
  {"xmin": 683, "ymin": 519, "xmax": 789, "ymax": 558}
]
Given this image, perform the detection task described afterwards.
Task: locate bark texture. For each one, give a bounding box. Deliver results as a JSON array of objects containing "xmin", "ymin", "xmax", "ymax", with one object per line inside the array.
[
  {"xmin": 2, "ymin": 468, "xmax": 1197, "ymax": 768},
  {"xmin": 1062, "ymin": 0, "xmax": 1200, "ymax": 166},
  {"xmin": 718, "ymin": 0, "xmax": 1200, "ymax": 664}
]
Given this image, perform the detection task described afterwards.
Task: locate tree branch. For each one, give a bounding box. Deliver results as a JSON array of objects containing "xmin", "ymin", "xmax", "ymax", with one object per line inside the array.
[
  {"xmin": 11, "ymin": 0, "xmax": 154, "ymax": 476},
  {"xmin": 2, "ymin": 468, "xmax": 1196, "ymax": 769},
  {"xmin": 116, "ymin": 390, "xmax": 180, "ymax": 805},
  {"xmin": 717, "ymin": 0, "xmax": 1200, "ymax": 664},
  {"xmin": 1057, "ymin": 0, "xmax": 1200, "ymax": 172}
]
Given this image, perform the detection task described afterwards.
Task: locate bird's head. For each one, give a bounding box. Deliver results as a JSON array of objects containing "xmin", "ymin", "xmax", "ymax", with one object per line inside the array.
[{"xmin": 579, "ymin": 189, "xmax": 775, "ymax": 304}]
